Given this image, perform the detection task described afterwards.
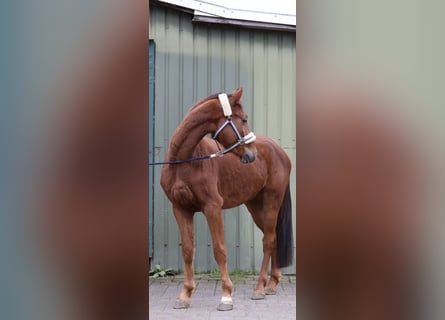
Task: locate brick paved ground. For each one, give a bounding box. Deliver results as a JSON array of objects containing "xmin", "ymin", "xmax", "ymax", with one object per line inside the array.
[{"xmin": 149, "ymin": 274, "xmax": 296, "ymax": 320}]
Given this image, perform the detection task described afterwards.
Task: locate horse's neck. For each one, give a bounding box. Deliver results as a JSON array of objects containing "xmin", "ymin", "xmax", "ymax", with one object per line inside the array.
[{"xmin": 167, "ymin": 107, "xmax": 216, "ymax": 161}]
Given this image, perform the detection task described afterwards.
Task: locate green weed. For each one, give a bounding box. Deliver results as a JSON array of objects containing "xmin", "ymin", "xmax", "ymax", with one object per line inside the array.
[{"xmin": 149, "ymin": 264, "xmax": 176, "ymax": 278}]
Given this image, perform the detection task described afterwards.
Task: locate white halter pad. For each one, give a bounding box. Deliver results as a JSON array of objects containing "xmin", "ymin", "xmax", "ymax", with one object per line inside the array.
[
  {"xmin": 218, "ymin": 93, "xmax": 232, "ymax": 117},
  {"xmin": 243, "ymin": 131, "xmax": 256, "ymax": 144}
]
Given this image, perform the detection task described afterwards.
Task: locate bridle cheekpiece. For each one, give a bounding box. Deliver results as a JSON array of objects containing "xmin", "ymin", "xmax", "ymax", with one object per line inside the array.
[{"xmin": 209, "ymin": 93, "xmax": 256, "ymax": 158}]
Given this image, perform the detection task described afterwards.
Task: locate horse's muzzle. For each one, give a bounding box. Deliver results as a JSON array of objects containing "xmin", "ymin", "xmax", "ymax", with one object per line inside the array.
[{"xmin": 241, "ymin": 150, "xmax": 256, "ymax": 164}]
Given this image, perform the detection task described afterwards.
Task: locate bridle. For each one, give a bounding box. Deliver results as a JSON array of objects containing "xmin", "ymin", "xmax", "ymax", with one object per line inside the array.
[{"xmin": 148, "ymin": 92, "xmax": 256, "ymax": 165}]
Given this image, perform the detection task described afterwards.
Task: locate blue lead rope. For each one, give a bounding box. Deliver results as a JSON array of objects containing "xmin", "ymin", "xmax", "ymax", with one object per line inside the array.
[
  {"xmin": 148, "ymin": 142, "xmax": 240, "ymax": 166},
  {"xmin": 148, "ymin": 154, "xmax": 212, "ymax": 166}
]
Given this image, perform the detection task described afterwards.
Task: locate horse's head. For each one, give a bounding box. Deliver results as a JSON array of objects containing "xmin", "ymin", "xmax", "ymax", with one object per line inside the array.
[{"xmin": 212, "ymin": 87, "xmax": 257, "ymax": 164}]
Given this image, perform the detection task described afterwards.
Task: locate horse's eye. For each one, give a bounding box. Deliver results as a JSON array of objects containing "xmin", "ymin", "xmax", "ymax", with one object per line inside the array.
[{"xmin": 242, "ymin": 119, "xmax": 248, "ymax": 124}]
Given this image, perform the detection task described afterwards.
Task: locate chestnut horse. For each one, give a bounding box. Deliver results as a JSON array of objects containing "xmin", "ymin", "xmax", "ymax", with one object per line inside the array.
[{"xmin": 160, "ymin": 88, "xmax": 293, "ymax": 311}]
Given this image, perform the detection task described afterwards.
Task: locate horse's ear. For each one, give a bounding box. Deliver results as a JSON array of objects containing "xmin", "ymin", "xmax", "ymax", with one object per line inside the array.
[{"xmin": 230, "ymin": 87, "xmax": 243, "ymax": 104}]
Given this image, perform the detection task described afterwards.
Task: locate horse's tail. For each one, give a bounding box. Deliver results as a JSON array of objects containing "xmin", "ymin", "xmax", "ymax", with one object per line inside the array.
[{"xmin": 276, "ymin": 184, "xmax": 294, "ymax": 268}]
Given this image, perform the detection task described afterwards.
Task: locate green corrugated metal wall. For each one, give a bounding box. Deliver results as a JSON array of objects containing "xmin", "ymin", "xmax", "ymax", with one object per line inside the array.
[{"xmin": 149, "ymin": 4, "xmax": 296, "ymax": 274}]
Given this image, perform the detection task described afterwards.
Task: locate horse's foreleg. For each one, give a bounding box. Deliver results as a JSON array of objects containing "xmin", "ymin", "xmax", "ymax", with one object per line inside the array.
[
  {"xmin": 172, "ymin": 206, "xmax": 195, "ymax": 309},
  {"xmin": 204, "ymin": 207, "xmax": 234, "ymax": 311}
]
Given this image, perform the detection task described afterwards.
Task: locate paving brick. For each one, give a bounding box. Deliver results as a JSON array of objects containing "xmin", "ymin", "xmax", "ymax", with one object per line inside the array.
[{"xmin": 149, "ymin": 275, "xmax": 296, "ymax": 319}]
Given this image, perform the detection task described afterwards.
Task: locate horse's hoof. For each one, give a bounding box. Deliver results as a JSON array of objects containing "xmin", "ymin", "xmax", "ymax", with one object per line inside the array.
[
  {"xmin": 217, "ymin": 302, "xmax": 233, "ymax": 311},
  {"xmin": 265, "ymin": 287, "xmax": 277, "ymax": 295},
  {"xmin": 173, "ymin": 300, "xmax": 190, "ymax": 309},
  {"xmin": 251, "ymin": 291, "xmax": 266, "ymax": 300}
]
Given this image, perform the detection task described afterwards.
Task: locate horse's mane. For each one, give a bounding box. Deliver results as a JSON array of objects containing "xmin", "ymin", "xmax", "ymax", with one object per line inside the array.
[{"xmin": 189, "ymin": 93, "xmax": 234, "ymax": 112}]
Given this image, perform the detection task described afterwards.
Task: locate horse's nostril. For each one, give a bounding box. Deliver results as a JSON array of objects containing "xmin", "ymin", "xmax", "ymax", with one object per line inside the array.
[{"xmin": 241, "ymin": 151, "xmax": 256, "ymax": 164}]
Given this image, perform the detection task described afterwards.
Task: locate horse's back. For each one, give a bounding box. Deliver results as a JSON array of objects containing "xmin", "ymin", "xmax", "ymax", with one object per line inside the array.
[
  {"xmin": 254, "ymin": 135, "xmax": 292, "ymax": 186},
  {"xmin": 200, "ymin": 134, "xmax": 291, "ymax": 179},
  {"xmin": 257, "ymin": 135, "xmax": 291, "ymax": 168}
]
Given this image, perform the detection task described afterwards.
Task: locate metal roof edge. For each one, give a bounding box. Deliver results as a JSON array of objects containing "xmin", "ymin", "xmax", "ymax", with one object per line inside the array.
[
  {"xmin": 154, "ymin": 0, "xmax": 296, "ymax": 26},
  {"xmin": 192, "ymin": 14, "xmax": 296, "ymax": 32}
]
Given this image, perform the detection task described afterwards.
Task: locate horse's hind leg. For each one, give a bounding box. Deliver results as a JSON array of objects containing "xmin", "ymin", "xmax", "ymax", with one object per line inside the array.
[
  {"xmin": 245, "ymin": 203, "xmax": 267, "ymax": 298},
  {"xmin": 265, "ymin": 248, "xmax": 281, "ymax": 295},
  {"xmin": 256, "ymin": 213, "xmax": 279, "ymax": 298},
  {"xmin": 172, "ymin": 206, "xmax": 195, "ymax": 309},
  {"xmin": 203, "ymin": 205, "xmax": 234, "ymax": 311},
  {"xmin": 246, "ymin": 195, "xmax": 281, "ymax": 299}
]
